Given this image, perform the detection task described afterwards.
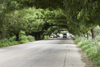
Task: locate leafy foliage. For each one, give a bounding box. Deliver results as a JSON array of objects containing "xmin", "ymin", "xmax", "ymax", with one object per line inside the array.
[{"xmin": 0, "ymin": 34, "xmax": 35, "ymax": 47}]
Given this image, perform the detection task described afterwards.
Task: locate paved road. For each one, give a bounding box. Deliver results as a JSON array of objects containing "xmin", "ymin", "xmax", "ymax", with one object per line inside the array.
[{"xmin": 0, "ymin": 37, "xmax": 85, "ymax": 67}]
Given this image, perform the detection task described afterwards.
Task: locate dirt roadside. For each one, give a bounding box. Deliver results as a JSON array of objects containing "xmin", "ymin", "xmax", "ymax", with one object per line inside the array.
[
  {"xmin": 77, "ymin": 46, "xmax": 96, "ymax": 67},
  {"xmin": 74, "ymin": 41, "xmax": 96, "ymax": 67},
  {"xmin": 71, "ymin": 38, "xmax": 96, "ymax": 67}
]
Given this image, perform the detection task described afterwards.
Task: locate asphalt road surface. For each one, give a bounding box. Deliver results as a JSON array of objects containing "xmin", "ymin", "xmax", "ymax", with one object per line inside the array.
[{"xmin": 0, "ymin": 37, "xmax": 86, "ymax": 67}]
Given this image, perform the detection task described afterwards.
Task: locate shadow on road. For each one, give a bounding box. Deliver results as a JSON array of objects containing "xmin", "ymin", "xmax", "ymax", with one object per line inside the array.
[
  {"xmin": 46, "ymin": 38, "xmax": 72, "ymax": 40},
  {"xmin": 44, "ymin": 38, "xmax": 74, "ymax": 44}
]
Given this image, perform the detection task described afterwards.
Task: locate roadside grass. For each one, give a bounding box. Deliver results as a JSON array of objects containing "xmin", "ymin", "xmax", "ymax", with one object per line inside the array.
[
  {"xmin": 0, "ymin": 35, "xmax": 35, "ymax": 48},
  {"xmin": 72, "ymin": 36, "xmax": 100, "ymax": 67}
]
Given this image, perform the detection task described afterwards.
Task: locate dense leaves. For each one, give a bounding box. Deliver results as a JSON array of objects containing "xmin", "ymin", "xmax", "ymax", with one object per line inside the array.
[{"xmin": 1, "ymin": 0, "xmax": 100, "ymax": 40}]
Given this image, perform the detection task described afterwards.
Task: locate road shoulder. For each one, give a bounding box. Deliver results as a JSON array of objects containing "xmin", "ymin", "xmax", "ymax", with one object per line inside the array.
[
  {"xmin": 73, "ymin": 39, "xmax": 96, "ymax": 67},
  {"xmin": 76, "ymin": 45, "xmax": 96, "ymax": 67}
]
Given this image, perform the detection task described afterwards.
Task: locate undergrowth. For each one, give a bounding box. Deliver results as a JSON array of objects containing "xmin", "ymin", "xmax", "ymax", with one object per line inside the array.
[
  {"xmin": 44, "ymin": 35, "xmax": 50, "ymax": 39},
  {"xmin": 72, "ymin": 36, "xmax": 100, "ymax": 67},
  {"xmin": 0, "ymin": 35, "xmax": 35, "ymax": 47}
]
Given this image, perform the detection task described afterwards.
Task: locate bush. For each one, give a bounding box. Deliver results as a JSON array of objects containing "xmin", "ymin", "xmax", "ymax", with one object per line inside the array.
[
  {"xmin": 19, "ymin": 35, "xmax": 29, "ymax": 43},
  {"xmin": 8, "ymin": 41, "xmax": 19, "ymax": 46},
  {"xmin": 19, "ymin": 31, "xmax": 35, "ymax": 43},
  {"xmin": 44, "ymin": 36, "xmax": 50, "ymax": 39},
  {"xmin": 19, "ymin": 40, "xmax": 28, "ymax": 44},
  {"xmin": 27, "ymin": 35, "xmax": 35, "ymax": 42},
  {"xmin": 71, "ymin": 36, "xmax": 77, "ymax": 40},
  {"xmin": 9, "ymin": 36, "xmax": 16, "ymax": 42},
  {"xmin": 0, "ymin": 37, "xmax": 20, "ymax": 47},
  {"xmin": 50, "ymin": 36, "xmax": 53, "ymax": 38},
  {"xmin": 19, "ymin": 35, "xmax": 35, "ymax": 43},
  {"xmin": 0, "ymin": 38, "xmax": 9, "ymax": 43},
  {"xmin": 96, "ymin": 35, "xmax": 100, "ymax": 43},
  {"xmin": 0, "ymin": 35, "xmax": 35, "ymax": 47},
  {"xmin": 75, "ymin": 37, "xmax": 83, "ymax": 44}
]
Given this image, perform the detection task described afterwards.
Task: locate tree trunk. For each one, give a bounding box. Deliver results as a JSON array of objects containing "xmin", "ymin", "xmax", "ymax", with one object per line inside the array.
[
  {"xmin": 34, "ymin": 33, "xmax": 37, "ymax": 40},
  {"xmin": 80, "ymin": 34, "xmax": 83, "ymax": 37},
  {"xmin": 91, "ymin": 28, "xmax": 95, "ymax": 39},
  {"xmin": 0, "ymin": 30, "xmax": 5, "ymax": 39},
  {"xmin": 78, "ymin": 35, "xmax": 80, "ymax": 37},
  {"xmin": 49, "ymin": 35, "xmax": 50, "ymax": 37},
  {"xmin": 38, "ymin": 33, "xmax": 41, "ymax": 39},
  {"xmin": 36, "ymin": 33, "xmax": 38, "ymax": 39},
  {"xmin": 42, "ymin": 35, "xmax": 44, "ymax": 39},
  {"xmin": 15, "ymin": 33, "xmax": 19, "ymax": 41},
  {"xmin": 87, "ymin": 33, "xmax": 89, "ymax": 40},
  {"xmin": 83, "ymin": 34, "xmax": 85, "ymax": 38},
  {"xmin": 35, "ymin": 32, "xmax": 40, "ymax": 40}
]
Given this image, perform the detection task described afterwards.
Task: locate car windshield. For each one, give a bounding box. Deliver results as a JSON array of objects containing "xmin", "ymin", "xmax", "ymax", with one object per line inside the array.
[{"xmin": 63, "ymin": 34, "xmax": 66, "ymax": 35}]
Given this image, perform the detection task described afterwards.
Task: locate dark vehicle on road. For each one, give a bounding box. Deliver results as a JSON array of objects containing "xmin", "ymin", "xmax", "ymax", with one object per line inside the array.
[
  {"xmin": 57, "ymin": 35, "xmax": 60, "ymax": 37},
  {"xmin": 53, "ymin": 35, "xmax": 57, "ymax": 38},
  {"xmin": 63, "ymin": 33, "xmax": 67, "ymax": 38}
]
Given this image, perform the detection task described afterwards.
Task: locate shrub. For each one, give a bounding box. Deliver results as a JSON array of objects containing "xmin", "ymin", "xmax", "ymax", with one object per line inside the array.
[
  {"xmin": 9, "ymin": 36, "xmax": 16, "ymax": 42},
  {"xmin": 0, "ymin": 38, "xmax": 9, "ymax": 43},
  {"xmin": 0, "ymin": 35, "xmax": 35, "ymax": 48},
  {"xmin": 8, "ymin": 41, "xmax": 19, "ymax": 46},
  {"xmin": 19, "ymin": 35, "xmax": 29, "ymax": 43},
  {"xmin": 0, "ymin": 37, "xmax": 20, "ymax": 47},
  {"xmin": 96, "ymin": 35, "xmax": 100, "ymax": 42},
  {"xmin": 27, "ymin": 35, "xmax": 35, "ymax": 42},
  {"xmin": 44, "ymin": 36, "xmax": 50, "ymax": 39},
  {"xmin": 19, "ymin": 35, "xmax": 35, "ymax": 43},
  {"xmin": 19, "ymin": 35, "xmax": 28, "ymax": 41},
  {"xmin": 50, "ymin": 36, "xmax": 53, "ymax": 38},
  {"xmin": 71, "ymin": 36, "xmax": 77, "ymax": 40},
  {"xmin": 19, "ymin": 40, "xmax": 28, "ymax": 44},
  {"xmin": 75, "ymin": 37, "xmax": 83, "ymax": 44}
]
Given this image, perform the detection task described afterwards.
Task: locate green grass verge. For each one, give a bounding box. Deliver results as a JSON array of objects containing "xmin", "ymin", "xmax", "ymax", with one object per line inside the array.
[{"xmin": 72, "ymin": 36, "xmax": 100, "ymax": 67}]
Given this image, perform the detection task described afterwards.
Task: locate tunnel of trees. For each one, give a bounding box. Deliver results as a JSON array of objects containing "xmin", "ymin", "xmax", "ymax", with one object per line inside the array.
[
  {"xmin": 1, "ymin": 0, "xmax": 100, "ymax": 66},
  {"xmin": 0, "ymin": 0, "xmax": 100, "ymax": 40}
]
